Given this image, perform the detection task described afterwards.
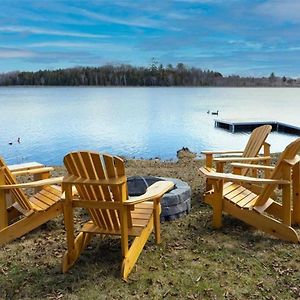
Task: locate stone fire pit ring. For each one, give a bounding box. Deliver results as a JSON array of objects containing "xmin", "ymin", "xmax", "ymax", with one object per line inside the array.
[{"xmin": 127, "ymin": 176, "xmax": 191, "ymax": 222}]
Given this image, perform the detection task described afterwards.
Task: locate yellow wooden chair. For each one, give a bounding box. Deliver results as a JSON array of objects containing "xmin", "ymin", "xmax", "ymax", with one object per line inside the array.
[
  {"xmin": 200, "ymin": 138, "xmax": 300, "ymax": 243},
  {"xmin": 202, "ymin": 125, "xmax": 272, "ymax": 191},
  {"xmin": 0, "ymin": 156, "xmax": 63, "ymax": 245},
  {"xmin": 61, "ymin": 151, "xmax": 174, "ymax": 280}
]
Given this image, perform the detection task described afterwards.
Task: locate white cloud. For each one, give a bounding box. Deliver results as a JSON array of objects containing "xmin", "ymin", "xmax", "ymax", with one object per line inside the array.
[
  {"xmin": 47, "ymin": 2, "xmax": 182, "ymax": 30},
  {"xmin": 256, "ymin": 1, "xmax": 300, "ymax": 23},
  {"xmin": 228, "ymin": 39, "xmax": 262, "ymax": 50},
  {"xmin": 166, "ymin": 12, "xmax": 189, "ymax": 20},
  {"xmin": 26, "ymin": 41, "xmax": 131, "ymax": 52},
  {"xmin": 0, "ymin": 48, "xmax": 34, "ymax": 58},
  {"xmin": 27, "ymin": 42, "xmax": 91, "ymax": 48},
  {"xmin": 74, "ymin": 8, "xmax": 163, "ymax": 29},
  {"xmin": 0, "ymin": 26, "xmax": 108, "ymax": 38}
]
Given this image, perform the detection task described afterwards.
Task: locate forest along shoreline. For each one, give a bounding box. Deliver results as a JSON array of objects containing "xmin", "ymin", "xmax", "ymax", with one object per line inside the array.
[{"xmin": 1, "ymin": 63, "xmax": 299, "ymax": 87}]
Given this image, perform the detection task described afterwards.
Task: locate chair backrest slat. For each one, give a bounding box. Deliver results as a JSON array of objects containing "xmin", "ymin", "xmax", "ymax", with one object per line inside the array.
[
  {"xmin": 81, "ymin": 152, "xmax": 111, "ymax": 229},
  {"xmin": 256, "ymin": 138, "xmax": 300, "ymax": 206},
  {"xmin": 113, "ymin": 156, "xmax": 128, "ymax": 198},
  {"xmin": 243, "ymin": 125, "xmax": 271, "ymax": 158},
  {"xmin": 65, "ymin": 152, "xmax": 111, "ymax": 229},
  {"xmin": 102, "ymin": 155, "xmax": 122, "ymax": 229},
  {"xmin": 64, "ymin": 151, "xmax": 129, "ymax": 231},
  {"xmin": 242, "ymin": 125, "xmax": 272, "ymax": 176},
  {"xmin": 0, "ymin": 157, "xmax": 32, "ymax": 211}
]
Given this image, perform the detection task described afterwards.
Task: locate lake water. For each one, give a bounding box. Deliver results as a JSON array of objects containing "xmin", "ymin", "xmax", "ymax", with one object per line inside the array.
[{"xmin": 0, "ymin": 87, "xmax": 299, "ymax": 165}]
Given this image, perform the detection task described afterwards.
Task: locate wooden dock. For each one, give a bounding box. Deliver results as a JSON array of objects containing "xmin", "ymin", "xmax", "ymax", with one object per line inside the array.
[{"xmin": 215, "ymin": 119, "xmax": 300, "ymax": 135}]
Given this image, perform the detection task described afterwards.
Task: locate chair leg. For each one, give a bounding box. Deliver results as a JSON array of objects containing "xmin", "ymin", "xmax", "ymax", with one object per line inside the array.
[
  {"xmin": 62, "ymin": 185, "xmax": 94, "ymax": 273},
  {"xmin": 212, "ymin": 181, "xmax": 223, "ymax": 228},
  {"xmin": 62, "ymin": 232, "xmax": 93, "ymax": 273},
  {"xmin": 212, "ymin": 201, "xmax": 223, "ymax": 228},
  {"xmin": 205, "ymin": 180, "xmax": 212, "ymax": 192},
  {"xmin": 0, "ymin": 174, "xmax": 8, "ymax": 230},
  {"xmin": 224, "ymin": 201, "xmax": 300, "ymax": 243},
  {"xmin": 121, "ymin": 216, "xmax": 153, "ymax": 281},
  {"xmin": 292, "ymin": 162, "xmax": 300, "ymax": 225},
  {"xmin": 153, "ymin": 200, "xmax": 161, "ymax": 244}
]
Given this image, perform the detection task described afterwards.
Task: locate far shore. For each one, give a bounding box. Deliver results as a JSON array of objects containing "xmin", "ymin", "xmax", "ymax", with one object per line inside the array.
[{"xmin": 1, "ymin": 85, "xmax": 300, "ymax": 88}]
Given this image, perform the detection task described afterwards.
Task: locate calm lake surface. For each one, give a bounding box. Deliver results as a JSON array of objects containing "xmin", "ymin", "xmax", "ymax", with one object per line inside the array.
[{"xmin": 0, "ymin": 87, "xmax": 299, "ymax": 165}]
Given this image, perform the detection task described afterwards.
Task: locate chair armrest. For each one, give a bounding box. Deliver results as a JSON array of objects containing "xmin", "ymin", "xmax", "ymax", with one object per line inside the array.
[
  {"xmin": 7, "ymin": 162, "xmax": 45, "ymax": 172},
  {"xmin": 63, "ymin": 181, "xmax": 174, "ymax": 207},
  {"xmin": 11, "ymin": 167, "xmax": 54, "ymax": 176},
  {"xmin": 199, "ymin": 167, "xmax": 289, "ymax": 185},
  {"xmin": 213, "ymin": 156, "xmax": 271, "ymax": 163},
  {"xmin": 124, "ymin": 181, "xmax": 174, "ymax": 205},
  {"xmin": 202, "ymin": 150, "xmax": 244, "ymax": 168},
  {"xmin": 201, "ymin": 150, "xmax": 243, "ymax": 155},
  {"xmin": 0, "ymin": 176, "xmax": 63, "ymax": 190},
  {"xmin": 284, "ymin": 155, "xmax": 300, "ymax": 166},
  {"xmin": 231, "ymin": 163, "xmax": 275, "ymax": 170}
]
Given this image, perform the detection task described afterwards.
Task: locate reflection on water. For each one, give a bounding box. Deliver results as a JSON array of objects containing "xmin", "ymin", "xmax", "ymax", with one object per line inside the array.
[{"xmin": 0, "ymin": 87, "xmax": 299, "ymax": 165}]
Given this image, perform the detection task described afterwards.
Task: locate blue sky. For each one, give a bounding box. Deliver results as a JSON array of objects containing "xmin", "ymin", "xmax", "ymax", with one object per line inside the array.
[{"xmin": 0, "ymin": 0, "xmax": 299, "ymax": 77}]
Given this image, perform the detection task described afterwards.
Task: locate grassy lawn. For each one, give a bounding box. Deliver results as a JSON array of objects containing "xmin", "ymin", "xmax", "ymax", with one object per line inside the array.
[{"xmin": 1, "ymin": 157, "xmax": 300, "ymax": 299}]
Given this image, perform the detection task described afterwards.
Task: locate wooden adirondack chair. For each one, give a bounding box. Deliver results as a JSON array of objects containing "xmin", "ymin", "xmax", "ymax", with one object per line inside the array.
[
  {"xmin": 0, "ymin": 156, "xmax": 63, "ymax": 245},
  {"xmin": 200, "ymin": 138, "xmax": 300, "ymax": 243},
  {"xmin": 202, "ymin": 125, "xmax": 272, "ymax": 191},
  {"xmin": 61, "ymin": 151, "xmax": 174, "ymax": 280}
]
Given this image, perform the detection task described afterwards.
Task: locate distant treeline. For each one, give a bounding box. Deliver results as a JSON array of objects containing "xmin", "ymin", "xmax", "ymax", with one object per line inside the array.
[{"xmin": 0, "ymin": 63, "xmax": 299, "ymax": 87}]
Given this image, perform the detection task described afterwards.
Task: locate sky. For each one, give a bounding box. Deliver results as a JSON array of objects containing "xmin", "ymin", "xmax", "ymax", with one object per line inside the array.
[{"xmin": 0, "ymin": 0, "xmax": 300, "ymax": 77}]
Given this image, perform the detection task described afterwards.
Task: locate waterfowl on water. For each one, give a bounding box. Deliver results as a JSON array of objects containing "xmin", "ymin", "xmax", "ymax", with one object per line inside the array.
[{"xmin": 211, "ymin": 110, "xmax": 219, "ymax": 115}]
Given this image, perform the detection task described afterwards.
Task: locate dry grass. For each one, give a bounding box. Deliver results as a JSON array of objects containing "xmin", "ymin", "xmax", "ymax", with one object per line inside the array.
[{"xmin": 1, "ymin": 156, "xmax": 300, "ymax": 299}]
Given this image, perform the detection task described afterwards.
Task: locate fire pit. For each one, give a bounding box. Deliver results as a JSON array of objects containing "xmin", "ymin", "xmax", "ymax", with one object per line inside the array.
[{"xmin": 127, "ymin": 176, "xmax": 191, "ymax": 222}]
